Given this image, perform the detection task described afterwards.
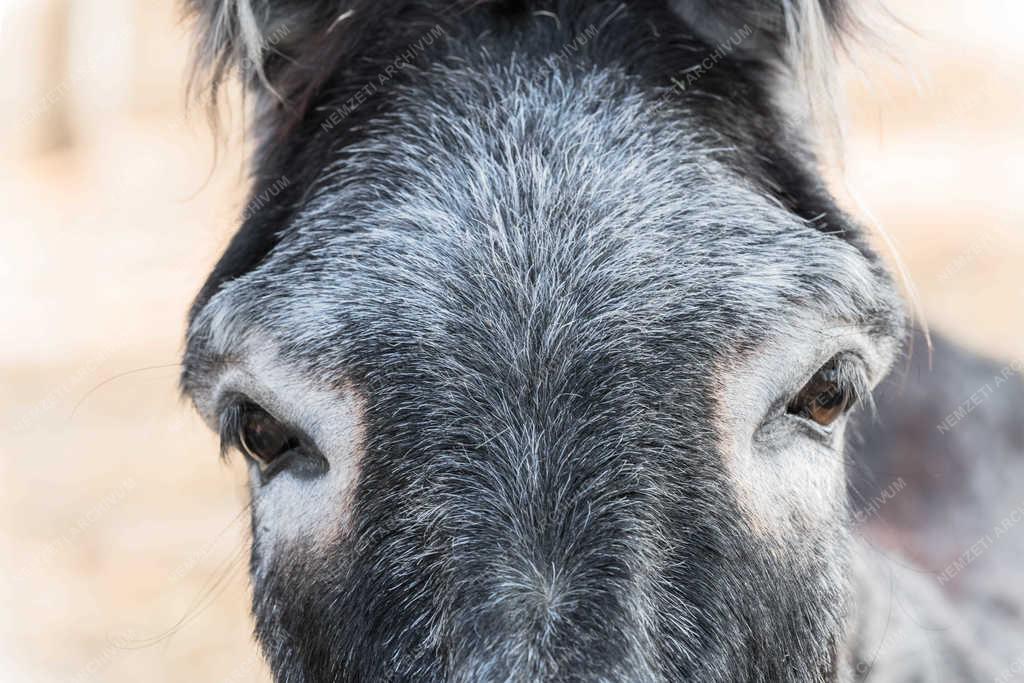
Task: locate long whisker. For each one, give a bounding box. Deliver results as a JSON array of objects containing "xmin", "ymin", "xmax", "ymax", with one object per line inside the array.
[
  {"xmin": 70, "ymin": 362, "xmax": 185, "ymax": 419},
  {"xmin": 119, "ymin": 503, "xmax": 252, "ymax": 649}
]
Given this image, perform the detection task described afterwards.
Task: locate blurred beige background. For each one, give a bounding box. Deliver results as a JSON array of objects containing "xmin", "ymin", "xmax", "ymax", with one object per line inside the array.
[{"xmin": 0, "ymin": 1, "xmax": 1021, "ymax": 681}]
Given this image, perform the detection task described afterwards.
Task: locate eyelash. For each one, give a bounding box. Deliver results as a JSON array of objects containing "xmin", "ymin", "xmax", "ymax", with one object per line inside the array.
[
  {"xmin": 827, "ymin": 354, "xmax": 871, "ymax": 413},
  {"xmin": 217, "ymin": 400, "xmax": 246, "ymax": 461}
]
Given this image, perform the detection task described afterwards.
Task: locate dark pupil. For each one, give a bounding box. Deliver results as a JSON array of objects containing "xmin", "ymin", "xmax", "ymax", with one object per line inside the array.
[
  {"xmin": 240, "ymin": 409, "xmax": 292, "ymax": 463},
  {"xmin": 810, "ymin": 370, "xmax": 845, "ymax": 410}
]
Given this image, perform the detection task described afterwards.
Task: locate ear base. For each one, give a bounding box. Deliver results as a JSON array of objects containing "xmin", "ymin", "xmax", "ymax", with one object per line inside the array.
[
  {"xmin": 185, "ymin": 0, "xmax": 374, "ymax": 116},
  {"xmin": 668, "ymin": 1, "xmax": 786, "ymax": 62},
  {"xmin": 667, "ymin": 0, "xmax": 854, "ymax": 63},
  {"xmin": 669, "ymin": 0, "xmax": 860, "ymax": 149}
]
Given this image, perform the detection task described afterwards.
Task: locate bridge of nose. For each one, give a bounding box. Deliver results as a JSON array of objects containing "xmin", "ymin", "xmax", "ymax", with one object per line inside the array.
[{"xmin": 404, "ymin": 369, "xmax": 672, "ymax": 679}]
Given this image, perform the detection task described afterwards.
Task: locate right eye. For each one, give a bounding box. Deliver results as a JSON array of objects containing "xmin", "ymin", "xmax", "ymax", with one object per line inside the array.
[
  {"xmin": 238, "ymin": 404, "xmax": 298, "ymax": 469},
  {"xmin": 220, "ymin": 402, "xmax": 300, "ymax": 473}
]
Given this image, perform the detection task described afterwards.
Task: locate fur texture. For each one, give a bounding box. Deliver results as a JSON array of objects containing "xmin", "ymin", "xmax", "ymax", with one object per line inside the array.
[{"xmin": 179, "ymin": 1, "xmax": 1022, "ymax": 681}]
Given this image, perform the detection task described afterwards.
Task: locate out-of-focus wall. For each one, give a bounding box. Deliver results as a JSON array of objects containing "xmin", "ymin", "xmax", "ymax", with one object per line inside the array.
[
  {"xmin": 838, "ymin": 0, "xmax": 1024, "ymax": 360},
  {"xmin": 1, "ymin": 0, "xmax": 189, "ymax": 156},
  {"xmin": 0, "ymin": 1, "xmax": 1020, "ymax": 681},
  {"xmin": 1, "ymin": 3, "xmax": 263, "ymax": 682}
]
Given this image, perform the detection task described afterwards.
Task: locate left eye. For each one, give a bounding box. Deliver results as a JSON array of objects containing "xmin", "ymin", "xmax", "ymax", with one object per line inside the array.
[
  {"xmin": 237, "ymin": 404, "xmax": 299, "ymax": 470},
  {"xmin": 786, "ymin": 357, "xmax": 854, "ymax": 428}
]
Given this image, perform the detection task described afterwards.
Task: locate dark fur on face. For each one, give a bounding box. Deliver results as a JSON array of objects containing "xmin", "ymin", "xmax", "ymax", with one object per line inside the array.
[{"xmin": 180, "ymin": 1, "xmax": 912, "ymax": 680}]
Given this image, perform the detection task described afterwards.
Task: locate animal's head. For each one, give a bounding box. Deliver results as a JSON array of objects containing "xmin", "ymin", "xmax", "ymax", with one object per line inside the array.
[{"xmin": 181, "ymin": 0, "xmax": 904, "ymax": 679}]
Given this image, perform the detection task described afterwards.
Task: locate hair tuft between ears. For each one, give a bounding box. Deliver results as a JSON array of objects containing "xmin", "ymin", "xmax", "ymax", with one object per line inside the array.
[
  {"xmin": 187, "ymin": 0, "xmax": 272, "ymax": 106},
  {"xmin": 669, "ymin": 0, "xmax": 873, "ymax": 153},
  {"xmin": 184, "ymin": 0, "xmax": 373, "ymax": 126}
]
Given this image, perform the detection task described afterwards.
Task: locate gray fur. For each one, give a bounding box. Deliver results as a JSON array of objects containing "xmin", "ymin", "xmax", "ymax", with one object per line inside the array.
[{"xmin": 179, "ymin": 1, "xmax": 1023, "ymax": 680}]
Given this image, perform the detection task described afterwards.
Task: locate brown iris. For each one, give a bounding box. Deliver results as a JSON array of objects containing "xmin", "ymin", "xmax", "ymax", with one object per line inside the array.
[{"xmin": 786, "ymin": 358, "xmax": 852, "ymax": 428}]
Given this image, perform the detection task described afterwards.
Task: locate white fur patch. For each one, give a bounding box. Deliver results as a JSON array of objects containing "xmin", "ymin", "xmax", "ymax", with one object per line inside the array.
[
  {"xmin": 714, "ymin": 307, "xmax": 896, "ymax": 541},
  {"xmin": 196, "ymin": 337, "xmax": 366, "ymax": 572}
]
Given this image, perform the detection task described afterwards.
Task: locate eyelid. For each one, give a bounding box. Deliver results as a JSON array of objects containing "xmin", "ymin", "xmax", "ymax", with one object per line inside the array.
[{"xmin": 789, "ymin": 413, "xmax": 839, "ymax": 439}]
